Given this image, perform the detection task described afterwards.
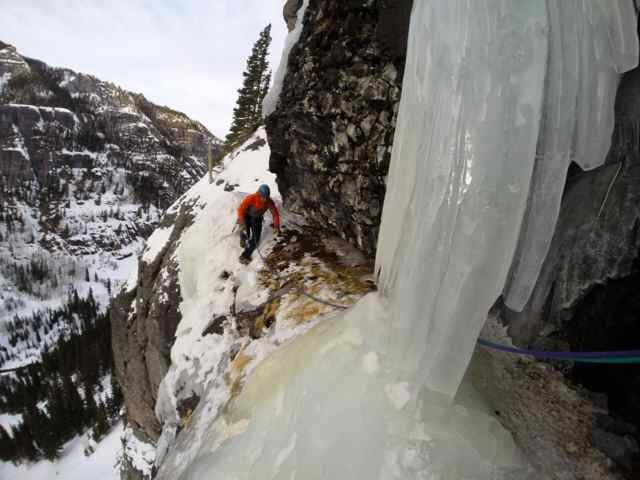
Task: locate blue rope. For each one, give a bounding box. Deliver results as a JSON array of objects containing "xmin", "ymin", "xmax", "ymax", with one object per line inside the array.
[{"xmin": 477, "ymin": 338, "xmax": 640, "ymax": 364}]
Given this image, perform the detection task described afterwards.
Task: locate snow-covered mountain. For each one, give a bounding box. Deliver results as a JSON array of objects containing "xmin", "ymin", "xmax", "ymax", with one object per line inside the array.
[
  {"xmin": 0, "ymin": 40, "xmax": 221, "ymax": 368},
  {"xmin": 0, "ymin": 40, "xmax": 221, "ymax": 475}
]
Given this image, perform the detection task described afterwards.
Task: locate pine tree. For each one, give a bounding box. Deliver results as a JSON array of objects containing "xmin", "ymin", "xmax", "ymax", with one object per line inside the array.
[
  {"xmin": 61, "ymin": 373, "xmax": 85, "ymax": 435},
  {"xmin": 107, "ymin": 372, "xmax": 124, "ymax": 419},
  {"xmin": 94, "ymin": 401, "xmax": 110, "ymax": 439},
  {"xmin": 224, "ymin": 24, "xmax": 272, "ymax": 151},
  {"xmin": 83, "ymin": 381, "xmax": 98, "ymax": 426},
  {"xmin": 0, "ymin": 426, "xmax": 16, "ymax": 461}
]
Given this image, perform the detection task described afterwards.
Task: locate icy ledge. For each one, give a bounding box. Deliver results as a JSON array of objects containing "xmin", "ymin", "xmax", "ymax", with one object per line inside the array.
[{"xmin": 157, "ymin": 295, "xmax": 533, "ymax": 479}]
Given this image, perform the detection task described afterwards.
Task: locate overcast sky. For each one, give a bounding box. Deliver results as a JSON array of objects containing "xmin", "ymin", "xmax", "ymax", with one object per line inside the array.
[{"xmin": 0, "ymin": 0, "xmax": 288, "ymax": 138}]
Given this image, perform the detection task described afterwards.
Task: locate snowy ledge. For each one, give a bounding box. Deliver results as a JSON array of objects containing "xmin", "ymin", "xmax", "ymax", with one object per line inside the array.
[{"xmin": 119, "ymin": 129, "xmax": 375, "ymax": 474}]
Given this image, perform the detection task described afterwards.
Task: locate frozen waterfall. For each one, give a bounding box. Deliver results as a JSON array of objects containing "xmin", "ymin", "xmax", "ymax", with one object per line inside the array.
[
  {"xmin": 156, "ymin": 1, "xmax": 638, "ymax": 478},
  {"xmin": 503, "ymin": 0, "xmax": 638, "ymax": 312},
  {"xmin": 376, "ymin": 0, "xmax": 638, "ymax": 397}
]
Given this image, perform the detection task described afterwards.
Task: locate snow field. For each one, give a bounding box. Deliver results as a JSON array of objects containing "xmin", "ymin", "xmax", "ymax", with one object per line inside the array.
[
  {"xmin": 0, "ymin": 423, "xmax": 123, "ymax": 480},
  {"xmin": 0, "ymin": 413, "xmax": 23, "ymax": 436}
]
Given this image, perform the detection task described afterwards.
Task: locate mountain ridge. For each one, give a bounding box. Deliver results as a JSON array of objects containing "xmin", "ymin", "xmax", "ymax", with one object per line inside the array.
[{"xmin": 0, "ymin": 40, "xmax": 221, "ymax": 367}]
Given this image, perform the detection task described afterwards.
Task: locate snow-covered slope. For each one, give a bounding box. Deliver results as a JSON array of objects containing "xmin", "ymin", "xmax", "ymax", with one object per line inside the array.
[
  {"xmin": 144, "ymin": 138, "xmax": 527, "ymax": 479},
  {"xmin": 152, "ymin": 129, "xmax": 283, "ymax": 464},
  {"xmin": 0, "ymin": 422, "xmax": 123, "ymax": 480},
  {"xmin": 115, "ymin": 128, "xmax": 376, "ymax": 478}
]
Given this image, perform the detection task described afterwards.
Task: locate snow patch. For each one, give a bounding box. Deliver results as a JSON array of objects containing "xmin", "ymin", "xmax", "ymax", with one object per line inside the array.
[
  {"xmin": 141, "ymin": 225, "xmax": 174, "ymax": 264},
  {"xmin": 0, "ymin": 413, "xmax": 22, "ymax": 436},
  {"xmin": 0, "ymin": 423, "xmax": 123, "ymax": 480},
  {"xmin": 10, "ymin": 124, "xmax": 30, "ymax": 160},
  {"xmin": 0, "ymin": 72, "xmax": 11, "ymax": 93},
  {"xmin": 122, "ymin": 426, "xmax": 156, "ymax": 478},
  {"xmin": 362, "ymin": 351, "xmax": 380, "ymax": 375},
  {"xmin": 262, "ymin": 0, "xmax": 310, "ymax": 116},
  {"xmin": 385, "ymin": 382, "xmax": 411, "ymax": 410}
]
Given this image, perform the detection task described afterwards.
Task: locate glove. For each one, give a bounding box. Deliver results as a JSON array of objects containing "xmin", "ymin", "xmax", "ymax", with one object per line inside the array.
[
  {"xmin": 237, "ymin": 220, "xmax": 246, "ymax": 231},
  {"xmin": 272, "ymin": 224, "xmax": 280, "ymax": 235}
]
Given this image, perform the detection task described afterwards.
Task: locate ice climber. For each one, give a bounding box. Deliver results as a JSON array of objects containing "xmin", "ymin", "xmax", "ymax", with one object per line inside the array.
[{"xmin": 237, "ymin": 184, "xmax": 280, "ymax": 264}]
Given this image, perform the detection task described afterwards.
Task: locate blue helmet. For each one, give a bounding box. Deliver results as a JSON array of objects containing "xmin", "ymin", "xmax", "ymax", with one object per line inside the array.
[{"xmin": 258, "ymin": 184, "xmax": 270, "ymax": 199}]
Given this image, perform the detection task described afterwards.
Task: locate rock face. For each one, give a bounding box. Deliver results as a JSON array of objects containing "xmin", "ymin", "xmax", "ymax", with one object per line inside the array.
[
  {"xmin": 266, "ymin": 0, "xmax": 413, "ymax": 255},
  {"xmin": 112, "ymin": 199, "xmax": 197, "ymax": 441},
  {"xmin": 111, "ymin": 194, "xmax": 203, "ymax": 480},
  {"xmin": 283, "ymin": 0, "xmax": 303, "ymax": 31},
  {"xmin": 0, "ymin": 41, "xmax": 220, "ymax": 320},
  {"xmin": 469, "ymin": 345, "xmax": 624, "ymax": 479},
  {"xmin": 0, "ymin": 42, "xmax": 220, "ymax": 214}
]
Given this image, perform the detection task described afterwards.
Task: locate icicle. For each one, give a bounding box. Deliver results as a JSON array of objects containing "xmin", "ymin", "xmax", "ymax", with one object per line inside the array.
[
  {"xmin": 375, "ymin": 0, "xmax": 549, "ymax": 396},
  {"xmin": 504, "ymin": 0, "xmax": 638, "ymax": 311}
]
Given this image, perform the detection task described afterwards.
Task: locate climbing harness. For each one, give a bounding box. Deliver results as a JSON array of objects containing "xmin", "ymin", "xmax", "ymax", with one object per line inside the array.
[{"xmin": 477, "ymin": 338, "xmax": 640, "ymax": 364}]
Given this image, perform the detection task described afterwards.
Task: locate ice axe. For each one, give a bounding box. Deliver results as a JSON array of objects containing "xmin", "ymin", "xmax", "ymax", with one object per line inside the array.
[{"xmin": 220, "ymin": 222, "xmax": 240, "ymax": 240}]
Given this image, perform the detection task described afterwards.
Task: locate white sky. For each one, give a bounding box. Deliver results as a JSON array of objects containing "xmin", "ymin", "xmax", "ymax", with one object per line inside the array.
[{"xmin": 0, "ymin": 0, "xmax": 289, "ymax": 138}]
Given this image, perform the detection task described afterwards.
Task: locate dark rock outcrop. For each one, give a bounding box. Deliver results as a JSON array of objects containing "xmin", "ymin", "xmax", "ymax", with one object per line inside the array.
[
  {"xmin": 469, "ymin": 347, "xmax": 625, "ymax": 479},
  {"xmin": 266, "ymin": 0, "xmax": 413, "ymax": 255},
  {"xmin": 112, "ymin": 198, "xmax": 198, "ymax": 440},
  {"xmin": 283, "ymin": 0, "xmax": 303, "ymax": 32},
  {"xmin": 0, "ymin": 42, "xmax": 220, "ymax": 209},
  {"xmin": 0, "ymin": 104, "xmax": 81, "ymax": 183},
  {"xmin": 0, "ymin": 41, "xmax": 220, "ymax": 258}
]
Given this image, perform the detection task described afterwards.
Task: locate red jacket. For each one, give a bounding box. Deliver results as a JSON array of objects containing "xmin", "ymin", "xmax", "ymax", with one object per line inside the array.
[{"xmin": 237, "ymin": 192, "xmax": 280, "ymax": 227}]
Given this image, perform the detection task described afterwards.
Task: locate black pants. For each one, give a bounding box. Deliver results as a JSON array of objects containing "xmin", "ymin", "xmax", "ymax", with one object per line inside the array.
[{"xmin": 241, "ymin": 215, "xmax": 263, "ymax": 258}]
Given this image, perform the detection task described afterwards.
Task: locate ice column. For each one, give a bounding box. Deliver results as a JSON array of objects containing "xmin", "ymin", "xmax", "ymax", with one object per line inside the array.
[
  {"xmin": 504, "ymin": 0, "xmax": 638, "ymax": 310},
  {"xmin": 376, "ymin": 0, "xmax": 638, "ymax": 397},
  {"xmin": 376, "ymin": 0, "xmax": 549, "ymax": 396}
]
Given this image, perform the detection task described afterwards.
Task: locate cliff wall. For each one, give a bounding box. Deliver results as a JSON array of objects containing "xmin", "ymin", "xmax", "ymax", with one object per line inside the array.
[{"xmin": 266, "ymin": 0, "xmax": 412, "ymax": 255}]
